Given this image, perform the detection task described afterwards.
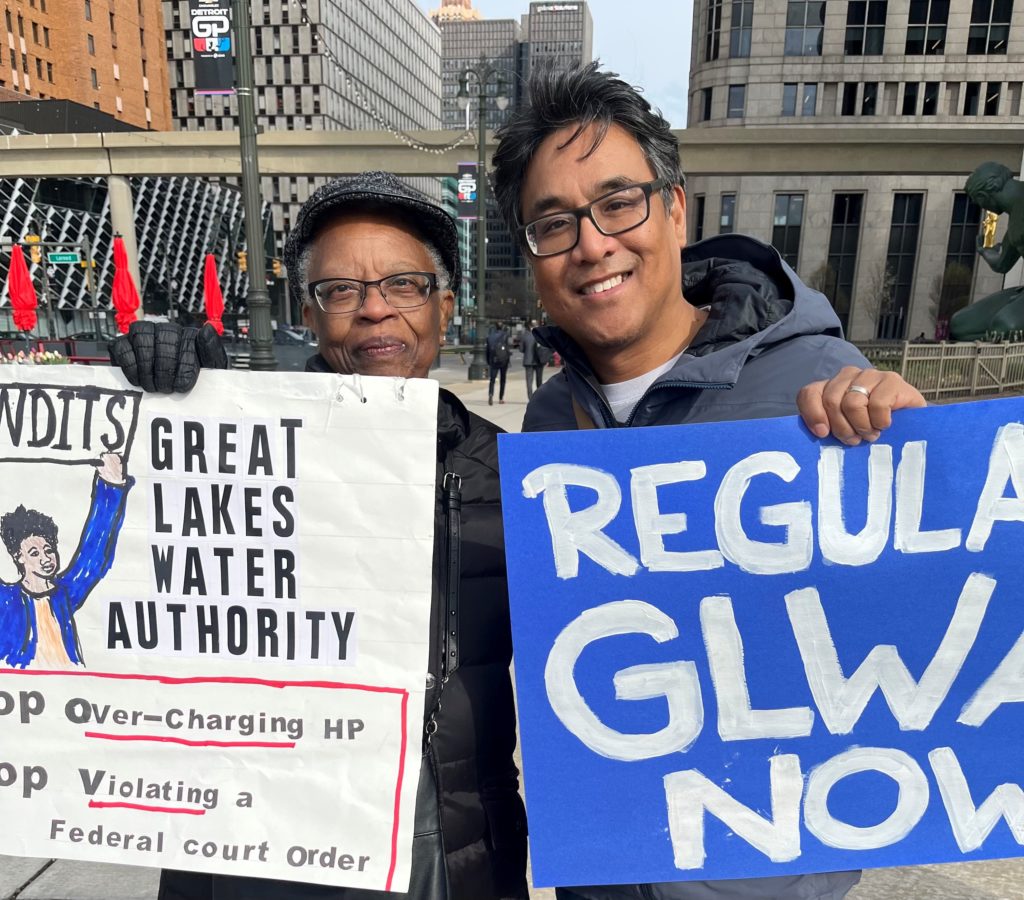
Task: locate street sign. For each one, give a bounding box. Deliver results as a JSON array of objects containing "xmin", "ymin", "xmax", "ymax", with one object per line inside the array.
[{"xmin": 47, "ymin": 252, "xmax": 81, "ymax": 264}]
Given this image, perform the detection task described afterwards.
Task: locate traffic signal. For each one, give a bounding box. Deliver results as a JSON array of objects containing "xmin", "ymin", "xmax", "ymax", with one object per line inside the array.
[
  {"xmin": 29, "ymin": 245, "xmax": 42, "ymax": 264},
  {"xmin": 271, "ymin": 258, "xmax": 282, "ymax": 277},
  {"xmin": 237, "ymin": 249, "xmax": 247, "ymax": 273}
]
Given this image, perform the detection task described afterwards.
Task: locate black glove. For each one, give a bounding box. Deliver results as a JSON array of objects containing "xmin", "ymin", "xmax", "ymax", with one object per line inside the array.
[{"xmin": 108, "ymin": 321, "xmax": 229, "ymax": 393}]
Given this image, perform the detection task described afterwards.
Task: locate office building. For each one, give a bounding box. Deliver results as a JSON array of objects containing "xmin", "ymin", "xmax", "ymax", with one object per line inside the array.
[
  {"xmin": 432, "ymin": 0, "xmax": 592, "ymax": 309},
  {"xmin": 687, "ymin": 0, "xmax": 1022, "ymax": 340},
  {"xmin": 164, "ymin": 0, "xmax": 442, "ymax": 238}
]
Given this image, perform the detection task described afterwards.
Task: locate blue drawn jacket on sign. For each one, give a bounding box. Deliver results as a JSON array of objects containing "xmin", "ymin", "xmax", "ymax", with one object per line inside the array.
[
  {"xmin": 498, "ymin": 397, "xmax": 1024, "ymax": 889},
  {"xmin": 0, "ymin": 475, "xmax": 132, "ymax": 668}
]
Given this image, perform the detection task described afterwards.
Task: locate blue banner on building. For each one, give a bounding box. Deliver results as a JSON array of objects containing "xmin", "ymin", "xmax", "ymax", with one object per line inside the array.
[
  {"xmin": 498, "ymin": 397, "xmax": 1024, "ymax": 887},
  {"xmin": 457, "ymin": 164, "xmax": 478, "ymax": 219}
]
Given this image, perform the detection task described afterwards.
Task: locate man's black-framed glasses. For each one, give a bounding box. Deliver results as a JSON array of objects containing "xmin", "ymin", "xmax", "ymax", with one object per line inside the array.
[
  {"xmin": 308, "ymin": 272, "xmax": 439, "ymax": 315},
  {"xmin": 520, "ymin": 177, "xmax": 669, "ymax": 257}
]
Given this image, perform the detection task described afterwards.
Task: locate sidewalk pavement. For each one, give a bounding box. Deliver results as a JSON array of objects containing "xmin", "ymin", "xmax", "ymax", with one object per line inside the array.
[
  {"xmin": 430, "ymin": 354, "xmax": 539, "ymax": 434},
  {"xmin": 7, "ymin": 358, "xmax": 1024, "ymax": 898}
]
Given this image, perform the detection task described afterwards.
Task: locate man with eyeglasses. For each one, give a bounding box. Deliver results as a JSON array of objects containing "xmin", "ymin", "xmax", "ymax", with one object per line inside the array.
[
  {"xmin": 109, "ymin": 172, "xmax": 528, "ymax": 900},
  {"xmin": 492, "ymin": 63, "xmax": 924, "ymax": 900}
]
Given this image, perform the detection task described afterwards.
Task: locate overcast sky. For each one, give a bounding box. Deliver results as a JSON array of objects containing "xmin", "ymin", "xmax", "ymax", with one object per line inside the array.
[{"xmin": 416, "ymin": 0, "xmax": 693, "ymax": 127}]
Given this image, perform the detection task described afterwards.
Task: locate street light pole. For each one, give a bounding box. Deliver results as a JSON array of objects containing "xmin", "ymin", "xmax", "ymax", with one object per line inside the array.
[
  {"xmin": 232, "ymin": 0, "xmax": 275, "ymax": 371},
  {"xmin": 458, "ymin": 60, "xmax": 508, "ymax": 381}
]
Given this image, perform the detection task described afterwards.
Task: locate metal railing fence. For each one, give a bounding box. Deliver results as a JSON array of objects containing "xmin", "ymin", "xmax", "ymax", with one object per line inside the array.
[{"xmin": 855, "ymin": 340, "xmax": 1024, "ymax": 400}]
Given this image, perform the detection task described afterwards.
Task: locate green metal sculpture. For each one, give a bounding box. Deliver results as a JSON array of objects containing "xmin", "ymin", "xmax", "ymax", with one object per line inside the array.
[{"xmin": 949, "ymin": 162, "xmax": 1024, "ymax": 341}]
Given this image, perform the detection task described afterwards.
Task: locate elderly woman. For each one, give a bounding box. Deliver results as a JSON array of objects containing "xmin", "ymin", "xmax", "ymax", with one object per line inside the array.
[{"xmin": 111, "ymin": 172, "xmax": 528, "ymax": 900}]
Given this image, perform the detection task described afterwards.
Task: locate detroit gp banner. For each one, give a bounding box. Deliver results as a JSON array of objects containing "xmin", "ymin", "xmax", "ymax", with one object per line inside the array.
[
  {"xmin": 499, "ymin": 397, "xmax": 1024, "ymax": 887},
  {"xmin": 0, "ymin": 366, "xmax": 438, "ymax": 892},
  {"xmin": 190, "ymin": 0, "xmax": 233, "ymax": 95}
]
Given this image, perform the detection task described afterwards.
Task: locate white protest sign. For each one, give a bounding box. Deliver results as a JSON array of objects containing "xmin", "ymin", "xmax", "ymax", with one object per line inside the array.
[{"xmin": 0, "ymin": 366, "xmax": 438, "ymax": 892}]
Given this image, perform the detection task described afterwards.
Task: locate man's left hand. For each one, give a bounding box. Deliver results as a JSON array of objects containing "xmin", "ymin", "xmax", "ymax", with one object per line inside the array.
[{"xmin": 797, "ymin": 367, "xmax": 926, "ymax": 446}]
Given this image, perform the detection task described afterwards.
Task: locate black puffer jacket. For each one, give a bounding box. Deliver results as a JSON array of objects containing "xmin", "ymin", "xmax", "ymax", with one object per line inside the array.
[{"xmin": 158, "ymin": 375, "xmax": 527, "ymax": 900}]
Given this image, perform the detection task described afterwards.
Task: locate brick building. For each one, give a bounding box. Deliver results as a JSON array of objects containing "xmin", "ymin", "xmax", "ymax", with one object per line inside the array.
[{"xmin": 0, "ymin": 0, "xmax": 171, "ymax": 130}]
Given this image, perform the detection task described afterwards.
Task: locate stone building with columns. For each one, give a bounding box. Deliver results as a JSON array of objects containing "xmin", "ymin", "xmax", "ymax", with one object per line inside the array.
[{"xmin": 686, "ymin": 0, "xmax": 1023, "ymax": 341}]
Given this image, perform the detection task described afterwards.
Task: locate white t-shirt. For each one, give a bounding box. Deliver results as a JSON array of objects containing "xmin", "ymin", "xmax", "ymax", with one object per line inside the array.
[{"xmin": 600, "ymin": 350, "xmax": 688, "ymax": 423}]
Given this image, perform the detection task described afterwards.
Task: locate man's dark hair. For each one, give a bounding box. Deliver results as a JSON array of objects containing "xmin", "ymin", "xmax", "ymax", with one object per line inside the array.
[
  {"xmin": 1, "ymin": 505, "xmax": 58, "ymax": 566},
  {"xmin": 492, "ymin": 62, "xmax": 684, "ymax": 235}
]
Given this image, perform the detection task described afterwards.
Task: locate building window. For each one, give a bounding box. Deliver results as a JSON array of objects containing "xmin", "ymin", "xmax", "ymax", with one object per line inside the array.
[
  {"xmin": 31, "ymin": 21, "xmax": 38, "ymax": 42},
  {"xmin": 773, "ymin": 194, "xmax": 804, "ymax": 268},
  {"xmin": 968, "ymin": 0, "xmax": 1012, "ymax": 53},
  {"xmin": 727, "ymin": 84, "xmax": 746, "ymax": 118},
  {"xmin": 701, "ymin": 87, "xmax": 713, "ymax": 121},
  {"xmin": 922, "ymin": 81, "xmax": 940, "ymax": 114},
  {"xmin": 719, "ymin": 194, "xmax": 737, "ymax": 233},
  {"xmin": 963, "ymin": 81, "xmax": 981, "ymax": 114},
  {"xmin": 902, "ymin": 82, "xmax": 920, "ymax": 114},
  {"xmin": 90, "ymin": 67, "xmax": 98, "ymax": 89},
  {"xmin": 783, "ymin": 83, "xmax": 798, "ymax": 116},
  {"xmin": 845, "ymin": 0, "xmax": 887, "ymax": 54},
  {"xmin": 803, "ymin": 83, "xmax": 818, "ymax": 115},
  {"xmin": 827, "ymin": 194, "xmax": 864, "ymax": 334},
  {"xmin": 695, "ymin": 195, "xmax": 706, "ymax": 242},
  {"xmin": 16, "ymin": 13, "xmax": 23, "ymax": 37},
  {"xmin": 881, "ymin": 193, "xmax": 924, "ymax": 339},
  {"xmin": 43, "ymin": 26, "xmax": 49, "ymax": 48},
  {"xmin": 46, "ymin": 60, "xmax": 52, "ymax": 80},
  {"xmin": 985, "ymin": 82, "xmax": 1002, "ymax": 114},
  {"xmin": 842, "ymin": 82, "xmax": 858, "ymax": 115},
  {"xmin": 905, "ymin": 0, "xmax": 948, "ymax": 54},
  {"xmin": 785, "ymin": 0, "xmax": 825, "ymax": 55},
  {"xmin": 730, "ymin": 0, "xmax": 753, "ymax": 57},
  {"xmin": 35, "ymin": 57, "xmax": 41, "ymax": 78},
  {"xmin": 4, "ymin": 9, "xmax": 11, "ymax": 31},
  {"xmin": 84, "ymin": 0, "xmax": 92, "ymax": 21},
  {"xmin": 705, "ymin": 0, "xmax": 723, "ymax": 61},
  {"xmin": 862, "ymin": 81, "xmax": 878, "ymax": 114},
  {"xmin": 87, "ymin": 33, "xmax": 95, "ymax": 54}
]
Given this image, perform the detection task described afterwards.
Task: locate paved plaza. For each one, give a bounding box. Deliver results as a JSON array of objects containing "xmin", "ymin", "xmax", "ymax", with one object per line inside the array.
[{"xmin": 4, "ymin": 355, "xmax": 1024, "ymax": 899}]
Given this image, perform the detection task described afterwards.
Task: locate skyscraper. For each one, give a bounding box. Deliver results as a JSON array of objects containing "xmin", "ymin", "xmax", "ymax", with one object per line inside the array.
[{"xmin": 432, "ymin": 0, "xmax": 593, "ymax": 318}]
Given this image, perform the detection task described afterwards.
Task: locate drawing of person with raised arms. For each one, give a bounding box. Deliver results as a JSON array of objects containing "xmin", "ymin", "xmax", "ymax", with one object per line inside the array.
[{"xmin": 0, "ymin": 452, "xmax": 133, "ymax": 669}]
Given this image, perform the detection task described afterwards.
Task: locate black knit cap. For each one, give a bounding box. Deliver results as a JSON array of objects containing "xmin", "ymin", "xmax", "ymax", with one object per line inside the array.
[{"xmin": 283, "ymin": 171, "xmax": 461, "ymax": 308}]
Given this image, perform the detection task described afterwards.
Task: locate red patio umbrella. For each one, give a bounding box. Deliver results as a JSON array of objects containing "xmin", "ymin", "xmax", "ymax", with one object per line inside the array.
[
  {"xmin": 202, "ymin": 253, "xmax": 225, "ymax": 336},
  {"xmin": 6, "ymin": 244, "xmax": 38, "ymax": 332},
  {"xmin": 112, "ymin": 235, "xmax": 141, "ymax": 333}
]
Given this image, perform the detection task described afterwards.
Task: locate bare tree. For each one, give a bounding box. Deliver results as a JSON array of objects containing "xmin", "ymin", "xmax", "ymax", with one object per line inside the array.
[
  {"xmin": 929, "ymin": 262, "xmax": 973, "ymax": 333},
  {"xmin": 806, "ymin": 262, "xmax": 838, "ymax": 298},
  {"xmin": 859, "ymin": 262, "xmax": 898, "ymax": 338}
]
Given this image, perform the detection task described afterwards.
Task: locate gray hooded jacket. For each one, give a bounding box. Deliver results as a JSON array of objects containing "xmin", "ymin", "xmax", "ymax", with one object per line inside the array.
[
  {"xmin": 523, "ymin": 233, "xmax": 870, "ymax": 434},
  {"xmin": 523, "ymin": 234, "xmax": 867, "ymax": 900}
]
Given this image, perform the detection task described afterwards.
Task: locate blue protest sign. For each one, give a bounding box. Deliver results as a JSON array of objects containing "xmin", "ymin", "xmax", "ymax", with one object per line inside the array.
[{"xmin": 498, "ymin": 397, "xmax": 1024, "ymax": 888}]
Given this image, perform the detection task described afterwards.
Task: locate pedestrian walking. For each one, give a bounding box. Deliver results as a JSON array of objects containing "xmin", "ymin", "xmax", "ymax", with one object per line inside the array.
[
  {"xmin": 520, "ymin": 319, "xmax": 551, "ymax": 399},
  {"xmin": 486, "ymin": 321, "xmax": 511, "ymax": 405}
]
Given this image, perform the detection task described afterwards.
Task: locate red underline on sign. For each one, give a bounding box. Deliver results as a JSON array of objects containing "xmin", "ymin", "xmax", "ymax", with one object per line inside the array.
[
  {"xmin": 0, "ymin": 668, "xmax": 405, "ymax": 696},
  {"xmin": 84, "ymin": 731, "xmax": 296, "ymax": 749},
  {"xmin": 385, "ymin": 691, "xmax": 409, "ymax": 893},
  {"xmin": 89, "ymin": 800, "xmax": 206, "ymax": 815}
]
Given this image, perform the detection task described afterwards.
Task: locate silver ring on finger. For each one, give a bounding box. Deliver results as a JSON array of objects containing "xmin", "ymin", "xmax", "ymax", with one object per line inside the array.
[{"xmin": 846, "ymin": 384, "xmax": 871, "ymax": 398}]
